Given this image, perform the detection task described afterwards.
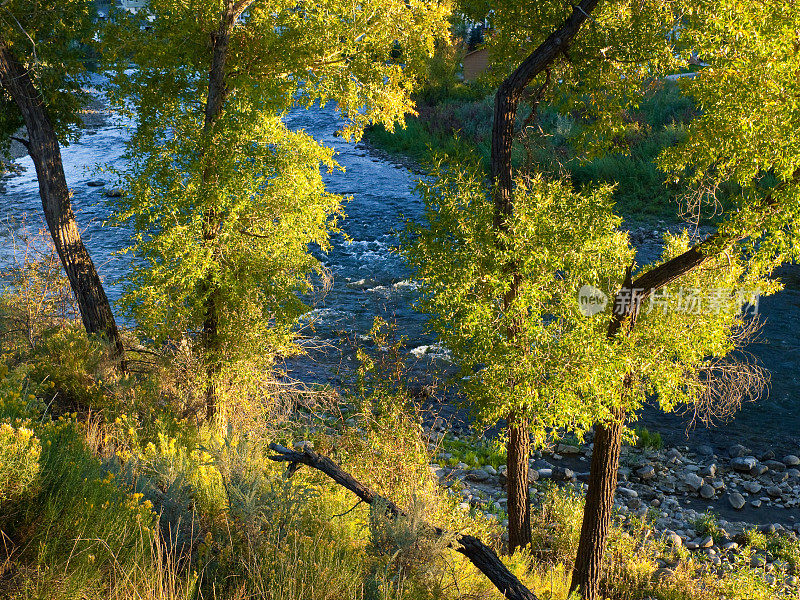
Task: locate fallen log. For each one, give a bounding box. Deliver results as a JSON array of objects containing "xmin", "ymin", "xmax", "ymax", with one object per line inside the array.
[{"xmin": 268, "ymin": 443, "xmax": 538, "ymax": 600}]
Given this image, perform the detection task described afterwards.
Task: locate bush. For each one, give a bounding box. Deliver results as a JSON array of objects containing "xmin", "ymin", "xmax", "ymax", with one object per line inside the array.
[
  {"xmin": 28, "ymin": 325, "xmax": 114, "ymax": 412},
  {"xmin": 0, "ymin": 423, "xmax": 41, "ymax": 505},
  {"xmin": 634, "ymin": 426, "xmax": 664, "ymax": 450}
]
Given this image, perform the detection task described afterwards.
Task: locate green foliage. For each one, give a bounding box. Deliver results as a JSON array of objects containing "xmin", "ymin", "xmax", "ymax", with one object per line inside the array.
[
  {"xmin": 368, "ymin": 82, "xmax": 702, "ymax": 218},
  {"xmin": 634, "ymin": 427, "xmax": 663, "ymax": 450},
  {"xmin": 658, "ymin": 0, "xmax": 800, "ymax": 267},
  {"xmin": 690, "ymin": 511, "xmax": 720, "ymax": 538},
  {"xmin": 102, "ymin": 0, "xmax": 450, "ymax": 395},
  {"xmin": 405, "ymin": 156, "xmax": 632, "ymax": 437},
  {"xmin": 440, "ymin": 434, "xmax": 506, "ymax": 469},
  {"xmin": 0, "ymin": 227, "xmax": 78, "ymax": 354},
  {"xmin": 369, "ymin": 496, "xmax": 457, "ymax": 597},
  {"xmin": 27, "ymin": 325, "xmax": 112, "ymax": 411},
  {"xmin": 0, "ymin": 0, "xmax": 96, "ymax": 154}
]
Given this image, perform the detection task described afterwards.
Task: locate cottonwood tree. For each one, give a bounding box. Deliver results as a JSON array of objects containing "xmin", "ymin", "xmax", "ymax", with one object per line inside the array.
[
  {"xmin": 437, "ymin": 0, "xmax": 682, "ymax": 555},
  {"xmin": 411, "ymin": 1, "xmax": 797, "ymax": 597},
  {"xmin": 104, "ymin": 0, "xmax": 448, "ymax": 417},
  {"xmin": 0, "ymin": 0, "xmax": 125, "ymax": 366}
]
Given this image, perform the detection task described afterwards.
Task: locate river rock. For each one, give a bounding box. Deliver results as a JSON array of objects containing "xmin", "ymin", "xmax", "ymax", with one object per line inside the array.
[
  {"xmin": 618, "ymin": 486, "xmax": 638, "ymax": 499},
  {"xmin": 700, "ymin": 535, "xmax": 714, "ymax": 548},
  {"xmin": 637, "ymin": 465, "xmax": 656, "ymax": 480},
  {"xmin": 103, "ymin": 187, "xmax": 124, "ymax": 198},
  {"xmin": 766, "ymin": 485, "xmax": 783, "ymax": 498},
  {"xmin": 699, "ymin": 464, "xmax": 716, "ymax": 477},
  {"xmin": 684, "ymin": 472, "xmax": 703, "ymax": 491},
  {"xmin": 731, "ymin": 456, "xmax": 757, "ymax": 472},
  {"xmin": 467, "ymin": 469, "xmax": 490, "ymax": 482},
  {"xmin": 537, "ymin": 468, "xmax": 553, "ymax": 479},
  {"xmin": 722, "ymin": 541, "xmax": 739, "ymax": 551},
  {"xmin": 729, "ymin": 444, "xmax": 750, "ymax": 458},
  {"xmin": 86, "ymin": 180, "xmax": 106, "ymax": 187},
  {"xmin": 665, "ymin": 448, "xmax": 683, "ymax": 463},
  {"xmin": 784, "ymin": 455, "xmax": 800, "ymax": 467},
  {"xmin": 699, "ymin": 484, "xmax": 715, "ymax": 499},
  {"xmin": 766, "ymin": 460, "xmax": 786, "ymax": 472},
  {"xmin": 728, "ymin": 492, "xmax": 746, "ymax": 509},
  {"xmin": 556, "ymin": 443, "xmax": 580, "ymax": 455},
  {"xmin": 752, "ymin": 463, "xmax": 769, "ymax": 476},
  {"xmin": 552, "ymin": 466, "xmax": 575, "ymax": 481},
  {"xmin": 744, "ymin": 481, "xmax": 762, "ymax": 494}
]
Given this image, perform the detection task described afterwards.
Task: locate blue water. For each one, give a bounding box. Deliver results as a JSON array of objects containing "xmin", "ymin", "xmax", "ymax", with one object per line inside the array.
[{"xmin": 1, "ymin": 91, "xmax": 799, "ymax": 455}]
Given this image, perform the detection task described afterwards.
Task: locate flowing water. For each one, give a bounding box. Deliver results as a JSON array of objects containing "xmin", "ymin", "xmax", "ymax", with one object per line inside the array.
[{"xmin": 1, "ymin": 86, "xmax": 798, "ymax": 456}]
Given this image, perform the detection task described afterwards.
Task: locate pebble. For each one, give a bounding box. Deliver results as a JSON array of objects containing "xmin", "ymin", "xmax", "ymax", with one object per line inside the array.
[{"xmin": 699, "ymin": 484, "xmax": 715, "ymax": 499}]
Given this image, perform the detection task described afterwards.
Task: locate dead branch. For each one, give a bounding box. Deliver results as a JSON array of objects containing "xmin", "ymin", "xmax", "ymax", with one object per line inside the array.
[{"xmin": 267, "ymin": 443, "xmax": 538, "ymax": 600}]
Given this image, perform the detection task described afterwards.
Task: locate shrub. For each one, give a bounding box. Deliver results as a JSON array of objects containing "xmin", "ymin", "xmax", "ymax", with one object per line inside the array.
[
  {"xmin": 0, "ymin": 423, "xmax": 41, "ymax": 505},
  {"xmin": 634, "ymin": 426, "xmax": 664, "ymax": 450}
]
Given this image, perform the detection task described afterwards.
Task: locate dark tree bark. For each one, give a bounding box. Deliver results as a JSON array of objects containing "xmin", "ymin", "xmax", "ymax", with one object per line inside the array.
[
  {"xmin": 199, "ymin": 0, "xmax": 253, "ymax": 418},
  {"xmin": 488, "ymin": 0, "xmax": 603, "ymax": 553},
  {"xmin": 570, "ymin": 232, "xmax": 752, "ymax": 598},
  {"xmin": 570, "ymin": 406, "xmax": 624, "ymax": 599},
  {"xmin": 267, "ymin": 443, "xmax": 539, "ymax": 600},
  {"xmin": 507, "ymin": 412, "xmax": 532, "ymax": 552},
  {"xmin": 0, "ymin": 38, "xmax": 125, "ymax": 368}
]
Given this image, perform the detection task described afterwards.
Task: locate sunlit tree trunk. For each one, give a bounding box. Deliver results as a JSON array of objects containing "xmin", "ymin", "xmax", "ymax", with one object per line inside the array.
[{"xmin": 506, "ymin": 411, "xmax": 532, "ymax": 552}]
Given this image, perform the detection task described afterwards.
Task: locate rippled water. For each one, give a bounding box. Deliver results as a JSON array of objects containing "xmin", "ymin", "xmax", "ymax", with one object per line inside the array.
[{"xmin": 1, "ymin": 86, "xmax": 799, "ymax": 455}]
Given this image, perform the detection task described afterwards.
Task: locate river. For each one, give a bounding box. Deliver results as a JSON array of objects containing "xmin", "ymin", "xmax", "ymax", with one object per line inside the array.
[{"xmin": 1, "ymin": 91, "xmax": 798, "ymax": 457}]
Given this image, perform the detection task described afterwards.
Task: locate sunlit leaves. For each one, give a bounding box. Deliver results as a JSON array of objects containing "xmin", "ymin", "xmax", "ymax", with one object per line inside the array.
[{"xmin": 104, "ymin": 0, "xmax": 450, "ymax": 371}]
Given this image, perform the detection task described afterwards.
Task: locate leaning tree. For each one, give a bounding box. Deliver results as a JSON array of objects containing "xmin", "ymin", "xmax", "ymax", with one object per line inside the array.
[{"xmin": 0, "ymin": 0, "xmax": 124, "ymax": 365}]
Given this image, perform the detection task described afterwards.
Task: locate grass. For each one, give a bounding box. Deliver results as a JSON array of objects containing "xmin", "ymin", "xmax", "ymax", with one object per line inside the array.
[
  {"xmin": 365, "ymin": 80, "xmax": 723, "ymax": 222},
  {"xmin": 1, "ymin": 246, "xmax": 798, "ymax": 600}
]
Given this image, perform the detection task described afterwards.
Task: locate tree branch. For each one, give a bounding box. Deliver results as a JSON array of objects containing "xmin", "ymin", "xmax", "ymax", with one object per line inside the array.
[
  {"xmin": 267, "ymin": 443, "xmax": 539, "ymax": 600},
  {"xmin": 10, "ymin": 135, "xmax": 29, "ymax": 149}
]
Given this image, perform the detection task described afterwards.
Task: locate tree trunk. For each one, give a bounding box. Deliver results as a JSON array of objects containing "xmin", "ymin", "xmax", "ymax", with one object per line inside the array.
[
  {"xmin": 267, "ymin": 443, "xmax": 540, "ymax": 600},
  {"xmin": 198, "ymin": 0, "xmax": 254, "ymax": 418},
  {"xmin": 0, "ymin": 38, "xmax": 125, "ymax": 369},
  {"xmin": 569, "ymin": 408, "xmax": 624, "ymax": 599},
  {"xmin": 507, "ymin": 411, "xmax": 532, "ymax": 552},
  {"xmin": 489, "ymin": 0, "xmax": 602, "ymax": 555},
  {"xmin": 569, "ymin": 229, "xmax": 749, "ymax": 597}
]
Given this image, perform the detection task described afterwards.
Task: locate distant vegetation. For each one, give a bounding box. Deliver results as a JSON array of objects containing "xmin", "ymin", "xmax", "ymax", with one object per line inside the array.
[{"xmin": 367, "ymin": 81, "xmax": 714, "ymax": 219}]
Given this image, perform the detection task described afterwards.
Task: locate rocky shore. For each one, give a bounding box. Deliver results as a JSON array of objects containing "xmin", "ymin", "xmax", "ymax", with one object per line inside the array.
[{"xmin": 423, "ymin": 419, "xmax": 800, "ymax": 585}]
